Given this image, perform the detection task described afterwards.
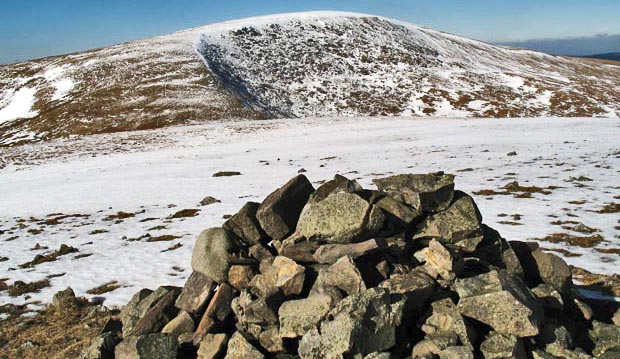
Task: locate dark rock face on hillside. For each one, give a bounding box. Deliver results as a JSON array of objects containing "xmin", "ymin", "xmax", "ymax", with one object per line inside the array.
[{"xmin": 83, "ymin": 172, "xmax": 620, "ymax": 359}]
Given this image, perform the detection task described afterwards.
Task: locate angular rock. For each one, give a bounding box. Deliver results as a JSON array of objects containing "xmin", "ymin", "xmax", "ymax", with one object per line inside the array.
[
  {"xmin": 375, "ymin": 195, "xmax": 421, "ymax": 225},
  {"xmin": 439, "ymin": 346, "xmax": 474, "ymax": 359},
  {"xmin": 193, "ymin": 283, "xmax": 234, "ymax": 345},
  {"xmin": 52, "ymin": 287, "xmax": 79, "ymax": 309},
  {"xmin": 414, "ymin": 191, "xmax": 483, "ymax": 252},
  {"xmin": 531, "ymin": 284, "xmax": 564, "ymax": 311},
  {"xmin": 297, "ymin": 191, "xmax": 384, "ymax": 244},
  {"xmin": 120, "ymin": 288, "xmax": 155, "ymax": 337},
  {"xmin": 309, "ymin": 174, "xmax": 362, "ymax": 203},
  {"xmin": 379, "ymin": 270, "xmax": 436, "ymax": 311},
  {"xmin": 197, "ymin": 333, "xmax": 229, "ymax": 359},
  {"xmin": 224, "ymin": 332, "xmax": 264, "ymax": 359},
  {"xmin": 480, "ymin": 332, "xmax": 527, "ymax": 359},
  {"xmin": 279, "ymin": 295, "xmax": 333, "ymax": 338},
  {"xmin": 228, "ymin": 265, "xmax": 258, "ymax": 291},
  {"xmin": 531, "ymin": 249, "xmax": 573, "ymax": 294},
  {"xmin": 81, "ymin": 332, "xmax": 120, "ymax": 359},
  {"xmin": 474, "ymin": 225, "xmax": 524, "ymax": 278},
  {"xmin": 420, "ymin": 298, "xmax": 476, "ymax": 349},
  {"xmin": 411, "ymin": 332, "xmax": 459, "ymax": 359},
  {"xmin": 298, "ymin": 288, "xmax": 404, "ymax": 359},
  {"xmin": 200, "ymin": 196, "xmax": 221, "ymax": 206},
  {"xmin": 259, "ymin": 326, "xmax": 285, "ymax": 353},
  {"xmin": 613, "ymin": 308, "xmax": 620, "ymax": 326},
  {"xmin": 115, "ymin": 333, "xmax": 177, "ymax": 359},
  {"xmin": 224, "ymin": 202, "xmax": 267, "ymax": 245},
  {"xmin": 161, "ymin": 311, "xmax": 194, "ymax": 339},
  {"xmin": 175, "ymin": 271, "xmax": 215, "ymax": 315},
  {"xmin": 313, "ymin": 238, "xmax": 382, "ymax": 264},
  {"xmin": 232, "ymin": 289, "xmax": 279, "ymax": 330},
  {"xmin": 257, "ymin": 174, "xmax": 314, "ymax": 241},
  {"xmin": 249, "ymin": 243, "xmax": 275, "ymax": 262},
  {"xmin": 272, "ymin": 256, "xmax": 306, "ymax": 296},
  {"xmin": 538, "ymin": 323, "xmax": 572, "ymax": 351},
  {"xmin": 192, "ymin": 227, "xmax": 240, "ymax": 283},
  {"xmin": 455, "ymin": 270, "xmax": 543, "ymax": 337},
  {"xmin": 364, "ymin": 353, "xmax": 391, "ymax": 359},
  {"xmin": 373, "ymin": 172, "xmax": 455, "ymax": 213},
  {"xmin": 313, "ymin": 255, "xmax": 367, "ymax": 296},
  {"xmin": 280, "ymin": 240, "xmax": 319, "ymax": 263},
  {"xmin": 128, "ymin": 287, "xmax": 181, "ymax": 337},
  {"xmin": 589, "ymin": 321, "xmax": 620, "ymax": 357},
  {"xmin": 416, "ymin": 239, "xmax": 464, "ymax": 281}
]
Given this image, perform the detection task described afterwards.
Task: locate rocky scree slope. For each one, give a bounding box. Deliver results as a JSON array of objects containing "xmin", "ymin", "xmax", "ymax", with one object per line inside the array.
[
  {"xmin": 1, "ymin": 12, "xmax": 620, "ymax": 146},
  {"xmin": 79, "ymin": 172, "xmax": 620, "ymax": 359}
]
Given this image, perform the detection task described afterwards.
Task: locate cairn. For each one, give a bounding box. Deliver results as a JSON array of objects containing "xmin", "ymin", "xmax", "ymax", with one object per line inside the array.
[{"xmin": 82, "ymin": 173, "xmax": 620, "ymax": 359}]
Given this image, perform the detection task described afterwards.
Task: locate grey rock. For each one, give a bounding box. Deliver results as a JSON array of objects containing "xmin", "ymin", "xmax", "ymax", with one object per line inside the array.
[
  {"xmin": 589, "ymin": 321, "xmax": 620, "ymax": 357},
  {"xmin": 411, "ymin": 332, "xmax": 459, "ymax": 359},
  {"xmin": 364, "ymin": 353, "xmax": 392, "ymax": 359},
  {"xmin": 309, "ymin": 174, "xmax": 362, "ymax": 203},
  {"xmin": 531, "ymin": 284, "xmax": 564, "ymax": 311},
  {"xmin": 80, "ymin": 332, "xmax": 120, "ymax": 359},
  {"xmin": 420, "ymin": 298, "xmax": 476, "ymax": 349},
  {"xmin": 224, "ymin": 202, "xmax": 267, "ymax": 245},
  {"xmin": 531, "ymin": 249, "xmax": 573, "ymax": 294},
  {"xmin": 455, "ymin": 270, "xmax": 543, "ymax": 337},
  {"xmin": 257, "ymin": 174, "xmax": 314, "ymax": 241},
  {"xmin": 379, "ymin": 270, "xmax": 436, "ymax": 311},
  {"xmin": 414, "ymin": 192, "xmax": 484, "ymax": 252},
  {"xmin": 298, "ymin": 287, "xmax": 404, "ymax": 359},
  {"xmin": 373, "ymin": 172, "xmax": 455, "ymax": 213},
  {"xmin": 259, "ymin": 326, "xmax": 285, "ymax": 353},
  {"xmin": 538, "ymin": 323, "xmax": 572, "ymax": 351},
  {"xmin": 480, "ymin": 332, "xmax": 527, "ymax": 359},
  {"xmin": 200, "ymin": 196, "xmax": 221, "ymax": 206},
  {"xmin": 161, "ymin": 311, "xmax": 194, "ymax": 339},
  {"xmin": 197, "ymin": 333, "xmax": 229, "ymax": 359},
  {"xmin": 175, "ymin": 271, "xmax": 215, "ymax": 315},
  {"xmin": 297, "ymin": 191, "xmax": 384, "ymax": 244},
  {"xmin": 121, "ymin": 287, "xmax": 178, "ymax": 337},
  {"xmin": 232, "ymin": 290, "xmax": 279, "ymax": 329},
  {"xmin": 191, "ymin": 227, "xmax": 240, "ymax": 283},
  {"xmin": 224, "ymin": 332, "xmax": 264, "ymax": 359},
  {"xmin": 473, "ymin": 225, "xmax": 524, "ymax": 278},
  {"xmin": 313, "ymin": 255, "xmax": 367, "ymax": 296},
  {"xmin": 438, "ymin": 346, "xmax": 474, "ymax": 359},
  {"xmin": 613, "ymin": 308, "xmax": 620, "ymax": 326},
  {"xmin": 375, "ymin": 195, "xmax": 421, "ymax": 225},
  {"xmin": 279, "ymin": 295, "xmax": 333, "ymax": 338},
  {"xmin": 52, "ymin": 287, "xmax": 79, "ymax": 309},
  {"xmin": 115, "ymin": 333, "xmax": 177, "ymax": 359},
  {"xmin": 313, "ymin": 238, "xmax": 382, "ymax": 264},
  {"xmin": 416, "ymin": 239, "xmax": 464, "ymax": 281}
]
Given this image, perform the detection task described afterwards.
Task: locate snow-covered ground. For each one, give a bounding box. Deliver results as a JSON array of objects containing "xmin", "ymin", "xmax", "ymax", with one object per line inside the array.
[{"xmin": 0, "ymin": 116, "xmax": 619, "ymax": 308}]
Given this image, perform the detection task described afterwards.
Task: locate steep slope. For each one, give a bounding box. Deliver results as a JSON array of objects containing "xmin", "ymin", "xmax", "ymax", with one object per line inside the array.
[{"xmin": 1, "ymin": 11, "xmax": 619, "ymax": 146}]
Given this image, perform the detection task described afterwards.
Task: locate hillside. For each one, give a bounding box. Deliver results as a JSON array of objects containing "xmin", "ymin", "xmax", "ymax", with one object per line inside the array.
[{"xmin": 1, "ymin": 11, "xmax": 620, "ymax": 146}]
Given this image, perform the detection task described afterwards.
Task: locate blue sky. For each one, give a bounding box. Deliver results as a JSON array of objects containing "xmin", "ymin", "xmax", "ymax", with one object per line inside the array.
[{"xmin": 1, "ymin": 0, "xmax": 619, "ymax": 64}]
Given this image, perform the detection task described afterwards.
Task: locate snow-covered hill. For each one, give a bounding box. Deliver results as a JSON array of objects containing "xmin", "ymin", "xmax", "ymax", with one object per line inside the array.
[{"xmin": 1, "ymin": 11, "xmax": 620, "ymax": 146}]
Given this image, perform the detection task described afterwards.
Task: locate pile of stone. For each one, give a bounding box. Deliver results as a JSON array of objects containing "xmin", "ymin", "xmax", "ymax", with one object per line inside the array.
[{"xmin": 83, "ymin": 173, "xmax": 620, "ymax": 359}]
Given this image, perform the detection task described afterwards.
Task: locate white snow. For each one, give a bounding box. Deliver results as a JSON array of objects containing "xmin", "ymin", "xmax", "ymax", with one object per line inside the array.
[
  {"xmin": 0, "ymin": 87, "xmax": 38, "ymax": 124},
  {"xmin": 0, "ymin": 116, "xmax": 619, "ymax": 308}
]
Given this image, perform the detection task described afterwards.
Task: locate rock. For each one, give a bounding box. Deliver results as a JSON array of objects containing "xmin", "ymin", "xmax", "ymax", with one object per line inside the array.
[
  {"xmin": 192, "ymin": 227, "xmax": 240, "ymax": 283},
  {"xmin": 531, "ymin": 284, "xmax": 564, "ymax": 311},
  {"xmin": 81, "ymin": 332, "xmax": 120, "ymax": 359},
  {"xmin": 411, "ymin": 332, "xmax": 459, "ymax": 359},
  {"xmin": 249, "ymin": 243, "xmax": 275, "ymax": 262},
  {"xmin": 193, "ymin": 283, "xmax": 234, "ymax": 345},
  {"xmin": 480, "ymin": 332, "xmax": 527, "ymax": 359},
  {"xmin": 531, "ymin": 249, "xmax": 573, "ymax": 294},
  {"xmin": 224, "ymin": 202, "xmax": 267, "ymax": 245},
  {"xmin": 115, "ymin": 333, "xmax": 177, "ymax": 359},
  {"xmin": 161, "ymin": 311, "xmax": 194, "ymax": 339},
  {"xmin": 128, "ymin": 287, "xmax": 181, "ymax": 337},
  {"xmin": 379, "ymin": 270, "xmax": 436, "ymax": 311},
  {"xmin": 200, "ymin": 196, "xmax": 221, "ymax": 206},
  {"xmin": 414, "ymin": 191, "xmax": 484, "ymax": 252},
  {"xmin": 232, "ymin": 289, "xmax": 279, "ymax": 331},
  {"xmin": 313, "ymin": 238, "xmax": 382, "ymax": 264},
  {"xmin": 438, "ymin": 346, "xmax": 474, "ymax": 359},
  {"xmin": 197, "ymin": 333, "xmax": 229, "ymax": 359},
  {"xmin": 224, "ymin": 332, "xmax": 264, "ymax": 359},
  {"xmin": 280, "ymin": 240, "xmax": 319, "ymax": 263},
  {"xmin": 228, "ymin": 265, "xmax": 258, "ymax": 291},
  {"xmin": 121, "ymin": 287, "xmax": 179, "ymax": 337},
  {"xmin": 364, "ymin": 353, "xmax": 391, "ymax": 359},
  {"xmin": 538, "ymin": 323, "xmax": 572, "ymax": 351},
  {"xmin": 416, "ymin": 239, "xmax": 464, "ymax": 281},
  {"xmin": 175, "ymin": 271, "xmax": 216, "ymax": 315},
  {"xmin": 313, "ymin": 255, "xmax": 367, "ymax": 296},
  {"xmin": 570, "ymin": 297, "xmax": 594, "ymax": 321},
  {"xmin": 309, "ymin": 174, "xmax": 362, "ymax": 203},
  {"xmin": 473, "ymin": 225, "xmax": 524, "ymax": 278},
  {"xmin": 373, "ymin": 172, "xmax": 455, "ymax": 213},
  {"xmin": 589, "ymin": 321, "xmax": 620, "ymax": 357},
  {"xmin": 297, "ymin": 191, "xmax": 384, "ymax": 244},
  {"xmin": 420, "ymin": 298, "xmax": 476, "ymax": 349},
  {"xmin": 375, "ymin": 195, "xmax": 421, "ymax": 225},
  {"xmin": 52, "ymin": 287, "xmax": 79, "ymax": 309},
  {"xmin": 613, "ymin": 308, "xmax": 620, "ymax": 326},
  {"xmin": 599, "ymin": 347, "xmax": 620, "ymax": 359},
  {"xmin": 257, "ymin": 174, "xmax": 314, "ymax": 241},
  {"xmin": 455, "ymin": 270, "xmax": 543, "ymax": 337},
  {"xmin": 259, "ymin": 326, "xmax": 285, "ymax": 353},
  {"xmin": 298, "ymin": 288, "xmax": 404, "ymax": 359},
  {"xmin": 279, "ymin": 295, "xmax": 333, "ymax": 338},
  {"xmin": 272, "ymin": 256, "xmax": 306, "ymax": 296},
  {"xmin": 121, "ymin": 288, "xmax": 154, "ymax": 337}
]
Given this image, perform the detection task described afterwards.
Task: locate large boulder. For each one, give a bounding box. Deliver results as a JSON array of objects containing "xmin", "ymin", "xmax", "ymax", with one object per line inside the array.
[
  {"xmin": 414, "ymin": 191, "xmax": 484, "ymax": 252},
  {"xmin": 298, "ymin": 287, "xmax": 404, "ymax": 359},
  {"xmin": 191, "ymin": 227, "xmax": 240, "ymax": 283},
  {"xmin": 257, "ymin": 174, "xmax": 314, "ymax": 241},
  {"xmin": 114, "ymin": 333, "xmax": 177, "ymax": 359},
  {"xmin": 455, "ymin": 270, "xmax": 543, "ymax": 337},
  {"xmin": 297, "ymin": 191, "xmax": 384, "ymax": 244},
  {"xmin": 373, "ymin": 172, "xmax": 455, "ymax": 213}
]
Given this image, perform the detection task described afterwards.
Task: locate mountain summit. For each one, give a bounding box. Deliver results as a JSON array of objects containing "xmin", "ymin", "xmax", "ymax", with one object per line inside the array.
[{"xmin": 1, "ymin": 11, "xmax": 619, "ymax": 146}]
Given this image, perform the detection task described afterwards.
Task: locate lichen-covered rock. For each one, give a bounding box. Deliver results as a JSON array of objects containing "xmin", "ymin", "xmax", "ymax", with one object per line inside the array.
[
  {"xmin": 313, "ymin": 255, "xmax": 367, "ymax": 296},
  {"xmin": 530, "ymin": 249, "xmax": 573, "ymax": 294},
  {"xmin": 272, "ymin": 256, "xmax": 306, "ymax": 296},
  {"xmin": 474, "ymin": 225, "xmax": 524, "ymax": 278},
  {"xmin": 257, "ymin": 174, "xmax": 314, "ymax": 241},
  {"xmin": 308, "ymin": 174, "xmax": 362, "ymax": 203},
  {"xmin": 379, "ymin": 270, "xmax": 436, "ymax": 312},
  {"xmin": 228, "ymin": 265, "xmax": 258, "ymax": 291},
  {"xmin": 298, "ymin": 288, "xmax": 404, "ymax": 359},
  {"xmin": 438, "ymin": 346, "xmax": 474, "ymax": 359},
  {"xmin": 279, "ymin": 295, "xmax": 333, "ymax": 338},
  {"xmin": 197, "ymin": 333, "xmax": 229, "ymax": 359},
  {"xmin": 52, "ymin": 287, "xmax": 79, "ymax": 310},
  {"xmin": 531, "ymin": 284, "xmax": 564, "ymax": 311},
  {"xmin": 161, "ymin": 311, "xmax": 194, "ymax": 339},
  {"xmin": 297, "ymin": 191, "xmax": 384, "ymax": 244},
  {"xmin": 480, "ymin": 332, "xmax": 527, "ymax": 359},
  {"xmin": 175, "ymin": 271, "xmax": 215, "ymax": 315},
  {"xmin": 375, "ymin": 194, "xmax": 421, "ymax": 225},
  {"xmin": 414, "ymin": 191, "xmax": 483, "ymax": 252},
  {"xmin": 416, "ymin": 239, "xmax": 464, "ymax": 281},
  {"xmin": 589, "ymin": 321, "xmax": 620, "ymax": 357},
  {"xmin": 411, "ymin": 332, "xmax": 459, "ymax": 359},
  {"xmin": 259, "ymin": 326, "xmax": 285, "ymax": 353},
  {"xmin": 373, "ymin": 172, "xmax": 455, "ymax": 213},
  {"xmin": 191, "ymin": 227, "xmax": 240, "ymax": 283},
  {"xmin": 224, "ymin": 332, "xmax": 264, "ymax": 359},
  {"xmin": 121, "ymin": 287, "xmax": 179, "ymax": 337},
  {"xmin": 81, "ymin": 332, "xmax": 120, "ymax": 359},
  {"xmin": 420, "ymin": 298, "xmax": 476, "ymax": 349},
  {"xmin": 115, "ymin": 333, "xmax": 177, "ymax": 359},
  {"xmin": 455, "ymin": 270, "xmax": 543, "ymax": 337},
  {"xmin": 224, "ymin": 202, "xmax": 267, "ymax": 245}
]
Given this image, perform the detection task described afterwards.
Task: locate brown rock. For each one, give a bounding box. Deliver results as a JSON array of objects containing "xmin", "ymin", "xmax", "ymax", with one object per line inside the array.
[
  {"xmin": 223, "ymin": 202, "xmax": 267, "ymax": 245},
  {"xmin": 193, "ymin": 283, "xmax": 234, "ymax": 345},
  {"xmin": 373, "ymin": 172, "xmax": 455, "ymax": 213},
  {"xmin": 228, "ymin": 265, "xmax": 258, "ymax": 291},
  {"xmin": 313, "ymin": 255, "xmax": 366, "ymax": 296},
  {"xmin": 313, "ymin": 238, "xmax": 382, "ymax": 264},
  {"xmin": 197, "ymin": 333, "xmax": 229, "ymax": 359},
  {"xmin": 224, "ymin": 332, "xmax": 264, "ymax": 359},
  {"xmin": 272, "ymin": 256, "xmax": 306, "ymax": 296},
  {"xmin": 175, "ymin": 271, "xmax": 216, "ymax": 315}
]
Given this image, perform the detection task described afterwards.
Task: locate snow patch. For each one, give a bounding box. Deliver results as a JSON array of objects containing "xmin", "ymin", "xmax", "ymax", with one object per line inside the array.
[{"xmin": 0, "ymin": 87, "xmax": 39, "ymax": 124}]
